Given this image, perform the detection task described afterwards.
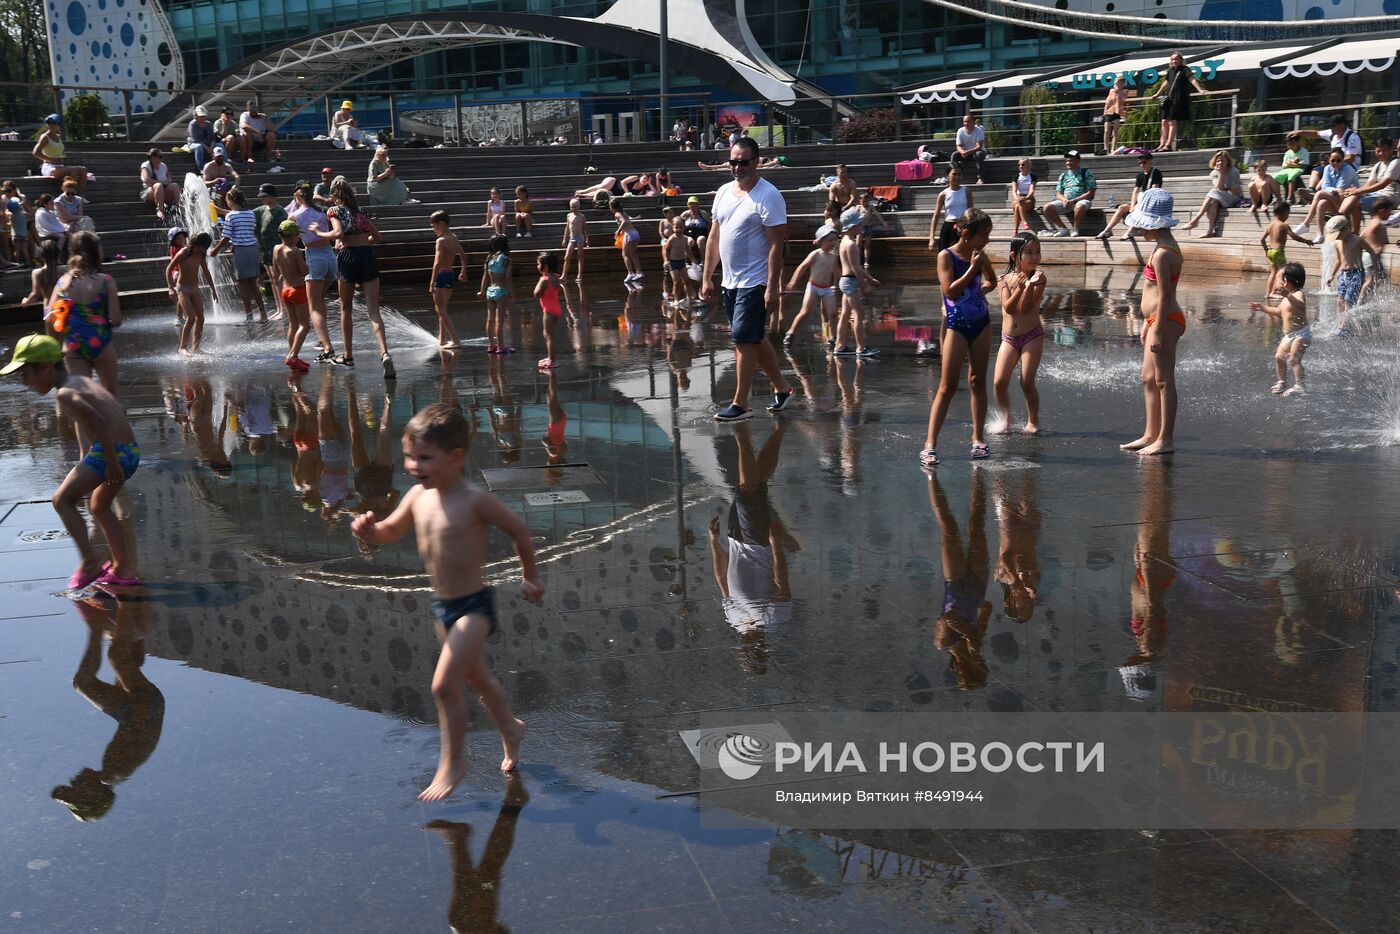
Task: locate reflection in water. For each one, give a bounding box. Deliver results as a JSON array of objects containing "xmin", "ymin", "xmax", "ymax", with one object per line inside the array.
[
  {"xmin": 51, "ymin": 596, "xmax": 165, "ymax": 821},
  {"xmin": 424, "ymin": 774, "xmax": 529, "ymax": 934},
  {"xmin": 930, "ymin": 471, "xmax": 992, "ymax": 690},
  {"xmin": 709, "ymin": 422, "xmax": 794, "ymax": 675},
  {"xmin": 994, "ymin": 471, "xmax": 1042, "ymax": 624},
  {"xmin": 1124, "ymin": 464, "xmax": 1174, "ymax": 703}
]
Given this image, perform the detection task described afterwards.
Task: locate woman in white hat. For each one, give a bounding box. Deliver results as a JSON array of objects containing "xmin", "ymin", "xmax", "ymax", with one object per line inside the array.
[{"xmin": 1119, "ymin": 188, "xmax": 1184, "ymax": 457}]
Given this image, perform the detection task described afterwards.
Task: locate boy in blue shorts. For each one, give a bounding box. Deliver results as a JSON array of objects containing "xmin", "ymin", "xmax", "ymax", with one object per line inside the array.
[
  {"xmin": 428, "ymin": 210, "xmax": 467, "ymax": 349},
  {"xmin": 352, "ymin": 403, "xmax": 542, "ymax": 801},
  {"xmin": 3, "ymin": 335, "xmax": 140, "ymax": 588}
]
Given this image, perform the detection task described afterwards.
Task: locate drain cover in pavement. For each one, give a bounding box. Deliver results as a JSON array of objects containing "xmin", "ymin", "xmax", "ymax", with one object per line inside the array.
[
  {"xmin": 679, "ymin": 722, "xmax": 795, "ymax": 770},
  {"xmin": 17, "ymin": 530, "xmax": 70, "ymax": 544},
  {"xmin": 481, "ymin": 464, "xmax": 602, "ymax": 491},
  {"xmin": 524, "ymin": 490, "xmax": 590, "ymax": 506}
]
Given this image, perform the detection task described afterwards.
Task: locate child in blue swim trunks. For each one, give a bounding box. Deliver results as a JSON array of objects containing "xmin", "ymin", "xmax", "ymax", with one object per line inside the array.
[
  {"xmin": 922, "ymin": 208, "xmax": 997, "ymax": 467},
  {"xmin": 1323, "ymin": 214, "xmax": 1378, "ymax": 337},
  {"xmin": 3, "ymin": 335, "xmax": 140, "ymax": 589},
  {"xmin": 429, "ymin": 210, "xmax": 467, "ymax": 349},
  {"xmin": 352, "ymin": 404, "xmax": 542, "ymax": 802}
]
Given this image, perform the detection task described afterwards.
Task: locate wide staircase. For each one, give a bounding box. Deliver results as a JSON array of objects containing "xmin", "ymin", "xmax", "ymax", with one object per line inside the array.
[{"xmin": 2, "ymin": 137, "xmax": 1395, "ymax": 320}]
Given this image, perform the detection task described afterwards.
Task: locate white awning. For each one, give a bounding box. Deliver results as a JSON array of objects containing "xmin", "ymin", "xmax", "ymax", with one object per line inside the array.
[
  {"xmin": 1264, "ymin": 36, "xmax": 1400, "ymax": 79},
  {"xmin": 1213, "ymin": 43, "xmax": 1324, "ymax": 75},
  {"xmin": 900, "ymin": 70, "xmax": 1046, "ymax": 105}
]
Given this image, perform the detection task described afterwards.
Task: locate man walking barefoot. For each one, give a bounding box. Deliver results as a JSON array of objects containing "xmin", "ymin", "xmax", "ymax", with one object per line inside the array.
[{"xmin": 702, "ymin": 138, "xmax": 795, "ymax": 421}]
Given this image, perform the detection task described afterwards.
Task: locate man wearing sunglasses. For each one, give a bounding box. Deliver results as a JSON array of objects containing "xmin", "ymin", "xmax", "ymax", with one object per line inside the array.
[
  {"xmin": 1293, "ymin": 147, "xmax": 1359, "ymax": 240},
  {"xmin": 702, "ymin": 138, "xmax": 795, "ymax": 421}
]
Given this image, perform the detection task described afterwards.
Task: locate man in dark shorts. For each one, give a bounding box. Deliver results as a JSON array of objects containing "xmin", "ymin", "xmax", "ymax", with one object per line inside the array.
[{"xmin": 701, "ymin": 137, "xmax": 795, "ymax": 422}]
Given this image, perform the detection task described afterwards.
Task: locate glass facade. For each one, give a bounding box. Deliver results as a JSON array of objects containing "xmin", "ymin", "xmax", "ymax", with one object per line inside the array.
[{"xmin": 163, "ymin": 0, "xmax": 1137, "ymax": 103}]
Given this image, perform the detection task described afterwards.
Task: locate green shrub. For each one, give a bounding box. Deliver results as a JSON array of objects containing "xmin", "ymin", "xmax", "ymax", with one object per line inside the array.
[
  {"xmin": 1118, "ymin": 97, "xmax": 1158, "ymax": 147},
  {"xmin": 62, "ymin": 94, "xmax": 109, "ymax": 141},
  {"xmin": 836, "ymin": 108, "xmax": 918, "ymax": 143},
  {"xmin": 1017, "ymin": 85, "xmax": 1072, "ymax": 151},
  {"xmin": 1238, "ymin": 107, "xmax": 1273, "ymax": 152},
  {"xmin": 1358, "ymin": 95, "xmax": 1386, "ymax": 147}
]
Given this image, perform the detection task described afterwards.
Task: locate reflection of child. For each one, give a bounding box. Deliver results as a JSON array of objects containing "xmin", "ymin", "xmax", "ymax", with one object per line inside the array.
[
  {"xmin": 929, "ymin": 471, "xmax": 991, "ymax": 690},
  {"xmin": 424, "ymin": 776, "xmax": 529, "ymax": 932},
  {"xmin": 351, "ymin": 404, "xmax": 542, "ymax": 802},
  {"xmin": 994, "ymin": 474, "xmax": 1041, "ymax": 624},
  {"xmin": 1251, "ymin": 262, "xmax": 1309, "ymax": 396},
  {"xmin": 3, "ymin": 335, "xmax": 140, "ymax": 588}
]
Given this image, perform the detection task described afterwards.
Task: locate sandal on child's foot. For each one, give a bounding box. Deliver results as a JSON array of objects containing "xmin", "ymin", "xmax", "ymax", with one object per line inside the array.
[
  {"xmin": 1270, "ymin": 380, "xmax": 1285, "ymax": 394},
  {"xmin": 970, "ymin": 442, "xmax": 990, "ymax": 460},
  {"xmin": 919, "ymin": 449, "xmax": 940, "ymax": 468},
  {"xmin": 332, "ymin": 354, "xmax": 354, "ymax": 367}
]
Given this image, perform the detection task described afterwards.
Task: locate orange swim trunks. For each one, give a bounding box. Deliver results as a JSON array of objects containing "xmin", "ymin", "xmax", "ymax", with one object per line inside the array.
[{"xmin": 281, "ymin": 285, "xmax": 307, "ymax": 305}]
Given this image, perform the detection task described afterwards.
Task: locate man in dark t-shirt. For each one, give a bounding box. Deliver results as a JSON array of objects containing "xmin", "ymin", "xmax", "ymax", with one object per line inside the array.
[{"xmin": 1097, "ymin": 152, "xmax": 1165, "ymax": 240}]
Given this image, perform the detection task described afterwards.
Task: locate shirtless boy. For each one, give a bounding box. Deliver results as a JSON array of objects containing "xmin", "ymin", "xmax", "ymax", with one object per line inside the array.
[
  {"xmin": 428, "ymin": 210, "xmax": 467, "ymax": 349},
  {"xmin": 3, "ymin": 335, "xmax": 140, "ymax": 588},
  {"xmin": 833, "ymin": 209, "xmax": 881, "ymax": 356},
  {"xmin": 828, "ymin": 164, "xmax": 856, "ymax": 208},
  {"xmin": 782, "ymin": 225, "xmax": 840, "ymax": 345},
  {"xmin": 561, "ymin": 198, "xmax": 588, "ymax": 280},
  {"xmin": 273, "ymin": 220, "xmax": 311, "ymax": 370},
  {"xmin": 1259, "ymin": 201, "xmax": 1313, "ymax": 297},
  {"xmin": 1323, "ymin": 214, "xmax": 1378, "ymax": 336},
  {"xmin": 1357, "ymin": 196, "xmax": 1393, "ymax": 304},
  {"xmin": 1250, "ymin": 262, "xmax": 1310, "ymax": 396},
  {"xmin": 352, "ymin": 404, "xmax": 543, "ymax": 802},
  {"xmin": 166, "ymin": 231, "xmax": 217, "ymax": 355}
]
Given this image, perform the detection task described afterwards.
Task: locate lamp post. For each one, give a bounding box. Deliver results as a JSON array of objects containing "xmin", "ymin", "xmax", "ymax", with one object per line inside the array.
[{"xmin": 659, "ymin": 0, "xmax": 669, "ymax": 145}]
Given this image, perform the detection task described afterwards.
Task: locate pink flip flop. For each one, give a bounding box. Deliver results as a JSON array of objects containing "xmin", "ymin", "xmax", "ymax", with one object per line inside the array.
[
  {"xmin": 68, "ymin": 565, "xmax": 103, "ymax": 590},
  {"xmin": 96, "ymin": 568, "xmax": 141, "ymax": 588}
]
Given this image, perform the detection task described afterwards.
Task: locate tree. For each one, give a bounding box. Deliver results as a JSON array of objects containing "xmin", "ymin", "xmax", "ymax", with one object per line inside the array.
[
  {"xmin": 64, "ymin": 93, "xmax": 109, "ymax": 141},
  {"xmin": 0, "ymin": 0, "xmax": 52, "ymax": 126}
]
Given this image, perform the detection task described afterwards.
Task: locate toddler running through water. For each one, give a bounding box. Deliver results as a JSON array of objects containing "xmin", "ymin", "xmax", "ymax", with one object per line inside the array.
[
  {"xmin": 478, "ymin": 235, "xmax": 513, "ymax": 354},
  {"xmin": 3, "ymin": 335, "xmax": 140, "ymax": 588},
  {"xmin": 533, "ymin": 251, "xmax": 563, "ymax": 368},
  {"xmin": 1119, "ymin": 189, "xmax": 1184, "ymax": 456},
  {"xmin": 352, "ymin": 404, "xmax": 542, "ymax": 801},
  {"xmin": 992, "ymin": 232, "xmax": 1047, "ymax": 435},
  {"xmin": 921, "ymin": 208, "xmax": 997, "ymax": 467},
  {"xmin": 1250, "ymin": 262, "xmax": 1310, "ymax": 396},
  {"xmin": 782, "ymin": 224, "xmax": 839, "ymax": 346}
]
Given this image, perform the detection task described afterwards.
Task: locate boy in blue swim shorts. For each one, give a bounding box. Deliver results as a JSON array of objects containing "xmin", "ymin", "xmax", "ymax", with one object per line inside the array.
[
  {"xmin": 352, "ymin": 404, "xmax": 543, "ymax": 802},
  {"xmin": 2, "ymin": 335, "xmax": 141, "ymax": 589},
  {"xmin": 428, "ymin": 210, "xmax": 467, "ymax": 349}
]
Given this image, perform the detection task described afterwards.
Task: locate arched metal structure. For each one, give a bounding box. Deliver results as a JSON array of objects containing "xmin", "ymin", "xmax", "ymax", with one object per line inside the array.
[{"xmin": 139, "ymin": 1, "xmax": 840, "ymax": 141}]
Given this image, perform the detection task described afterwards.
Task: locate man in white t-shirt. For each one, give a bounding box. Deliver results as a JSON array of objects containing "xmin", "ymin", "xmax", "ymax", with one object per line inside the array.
[
  {"xmin": 139, "ymin": 147, "xmax": 180, "ymax": 222},
  {"xmin": 1313, "ymin": 114, "xmax": 1364, "ymax": 167},
  {"xmin": 239, "ymin": 99, "xmax": 276, "ymax": 163},
  {"xmin": 701, "ymin": 137, "xmax": 795, "ymax": 422},
  {"xmin": 1340, "ymin": 136, "xmax": 1400, "ymax": 231},
  {"xmin": 953, "ymin": 113, "xmax": 987, "ymax": 184}
]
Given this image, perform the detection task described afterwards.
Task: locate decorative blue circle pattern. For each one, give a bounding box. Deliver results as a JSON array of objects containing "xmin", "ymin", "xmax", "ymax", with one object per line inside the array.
[
  {"xmin": 50, "ymin": 0, "xmax": 182, "ymax": 115},
  {"xmin": 64, "ymin": 0, "xmax": 85, "ymax": 35}
]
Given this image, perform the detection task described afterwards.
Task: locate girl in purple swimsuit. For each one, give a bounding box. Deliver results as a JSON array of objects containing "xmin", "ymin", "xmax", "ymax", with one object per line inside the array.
[
  {"xmin": 921, "ymin": 208, "xmax": 997, "ymax": 467},
  {"xmin": 992, "ymin": 232, "xmax": 1047, "ymax": 435}
]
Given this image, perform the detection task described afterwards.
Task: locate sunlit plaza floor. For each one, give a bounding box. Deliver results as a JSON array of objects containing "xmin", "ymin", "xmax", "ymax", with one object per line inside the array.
[{"xmin": 2, "ymin": 268, "xmax": 1399, "ymax": 932}]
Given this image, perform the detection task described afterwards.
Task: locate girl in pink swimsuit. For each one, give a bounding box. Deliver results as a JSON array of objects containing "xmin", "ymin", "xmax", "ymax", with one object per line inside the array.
[{"xmin": 992, "ymin": 232, "xmax": 1047, "ymax": 435}]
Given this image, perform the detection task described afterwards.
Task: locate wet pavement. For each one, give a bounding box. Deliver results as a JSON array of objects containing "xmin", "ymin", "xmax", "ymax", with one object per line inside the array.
[{"xmin": 2, "ymin": 270, "xmax": 1399, "ymax": 932}]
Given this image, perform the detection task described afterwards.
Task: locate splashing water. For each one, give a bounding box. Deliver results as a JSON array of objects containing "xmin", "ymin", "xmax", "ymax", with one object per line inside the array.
[{"xmin": 1316, "ymin": 240, "xmax": 1337, "ymax": 296}]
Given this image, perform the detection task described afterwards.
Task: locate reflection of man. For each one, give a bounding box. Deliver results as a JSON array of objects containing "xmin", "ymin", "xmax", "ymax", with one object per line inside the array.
[
  {"xmin": 52, "ymin": 597, "xmax": 165, "ymax": 821},
  {"xmin": 709, "ymin": 422, "xmax": 794, "ymax": 674},
  {"xmin": 425, "ymin": 774, "xmax": 528, "ymax": 934}
]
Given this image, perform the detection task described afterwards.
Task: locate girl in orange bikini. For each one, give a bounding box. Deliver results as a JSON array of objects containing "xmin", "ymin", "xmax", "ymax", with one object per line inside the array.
[{"xmin": 1120, "ymin": 189, "xmax": 1184, "ymax": 457}]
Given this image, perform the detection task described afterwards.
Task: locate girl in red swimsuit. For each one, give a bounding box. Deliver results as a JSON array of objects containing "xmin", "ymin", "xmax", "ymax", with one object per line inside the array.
[{"xmin": 1120, "ymin": 189, "xmax": 1185, "ymax": 457}]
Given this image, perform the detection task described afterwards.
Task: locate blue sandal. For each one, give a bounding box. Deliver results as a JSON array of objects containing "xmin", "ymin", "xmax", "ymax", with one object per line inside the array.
[{"xmin": 919, "ymin": 449, "xmax": 939, "ymax": 468}]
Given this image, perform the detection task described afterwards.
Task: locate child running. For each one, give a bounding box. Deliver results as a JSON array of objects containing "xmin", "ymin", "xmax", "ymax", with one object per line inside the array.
[
  {"xmin": 533, "ymin": 251, "xmax": 564, "ymax": 369},
  {"xmin": 351, "ymin": 403, "xmax": 542, "ymax": 801},
  {"xmin": 921, "ymin": 208, "xmax": 997, "ymax": 467},
  {"xmin": 1250, "ymin": 262, "xmax": 1309, "ymax": 396},
  {"xmin": 429, "ymin": 210, "xmax": 467, "ymax": 350},
  {"xmin": 478, "ymin": 234, "xmax": 513, "ymax": 354},
  {"xmin": 1259, "ymin": 202, "xmax": 1313, "ymax": 297},
  {"xmin": 992, "ymin": 232, "xmax": 1047, "ymax": 435},
  {"xmin": 1324, "ymin": 214, "xmax": 1376, "ymax": 337},
  {"xmin": 3, "ymin": 335, "xmax": 140, "ymax": 589},
  {"xmin": 209, "ymin": 188, "xmax": 269, "ymax": 322},
  {"xmin": 561, "ymin": 198, "xmax": 588, "ymax": 281},
  {"xmin": 1119, "ymin": 189, "xmax": 1184, "ymax": 456},
  {"xmin": 46, "ymin": 230, "xmax": 121, "ymax": 397},
  {"xmin": 167, "ymin": 231, "xmax": 217, "ymax": 356},
  {"xmin": 611, "ymin": 199, "xmax": 642, "ymax": 283},
  {"xmin": 833, "ymin": 208, "xmax": 881, "ymax": 357},
  {"xmin": 272, "ymin": 220, "xmax": 311, "ymax": 371},
  {"xmin": 782, "ymin": 224, "xmax": 839, "ymax": 346}
]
